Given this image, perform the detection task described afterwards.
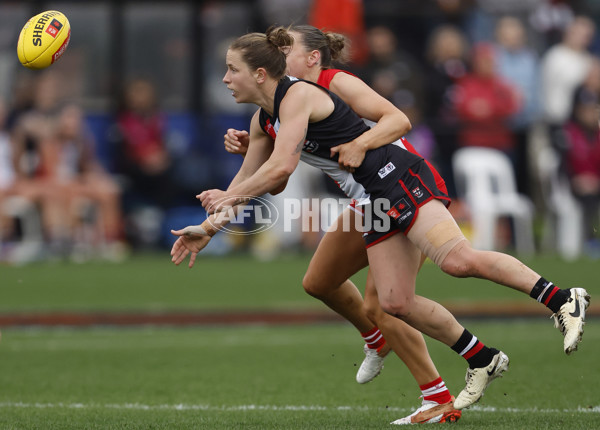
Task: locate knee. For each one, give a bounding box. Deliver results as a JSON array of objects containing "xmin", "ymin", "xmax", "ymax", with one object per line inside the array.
[
  {"xmin": 440, "ymin": 243, "xmax": 479, "ymax": 278},
  {"xmin": 302, "ymin": 272, "xmax": 328, "ymax": 299},
  {"xmin": 363, "ymin": 297, "xmax": 380, "ymax": 324},
  {"xmin": 378, "ymin": 296, "xmax": 413, "ymax": 319}
]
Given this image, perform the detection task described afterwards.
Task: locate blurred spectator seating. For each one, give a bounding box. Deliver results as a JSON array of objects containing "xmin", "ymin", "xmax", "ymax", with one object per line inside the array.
[
  {"xmin": 535, "ymin": 143, "xmax": 584, "ymax": 260},
  {"xmin": 0, "ymin": 196, "xmax": 44, "ymax": 263},
  {"xmin": 0, "ymin": 96, "xmax": 44, "ymax": 262},
  {"xmin": 42, "ymin": 103, "xmax": 125, "ymax": 262},
  {"xmin": 356, "ymin": 26, "xmax": 424, "ymax": 110},
  {"xmin": 422, "ymin": 24, "xmax": 470, "ymax": 197},
  {"xmin": 453, "ymin": 146, "xmax": 535, "ymax": 255},
  {"xmin": 6, "ymin": 71, "xmax": 66, "ymax": 262},
  {"xmin": 2, "ymin": 71, "xmax": 125, "ymax": 263},
  {"xmin": 453, "ymin": 42, "xmax": 521, "ymax": 161},
  {"xmin": 112, "ymin": 78, "xmax": 177, "ymax": 249},
  {"xmin": 540, "ymin": 15, "xmax": 596, "ymax": 152},
  {"xmin": 561, "ymin": 68, "xmax": 600, "ymax": 258},
  {"xmin": 494, "ymin": 16, "xmax": 542, "ymax": 196}
]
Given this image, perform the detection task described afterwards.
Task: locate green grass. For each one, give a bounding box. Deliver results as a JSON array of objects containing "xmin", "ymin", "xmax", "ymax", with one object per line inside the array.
[
  {"xmin": 0, "ymin": 321, "xmax": 598, "ymax": 429},
  {"xmin": 0, "ymin": 253, "xmax": 598, "ymax": 312},
  {"xmin": 0, "ymin": 253, "xmax": 599, "ymax": 428}
]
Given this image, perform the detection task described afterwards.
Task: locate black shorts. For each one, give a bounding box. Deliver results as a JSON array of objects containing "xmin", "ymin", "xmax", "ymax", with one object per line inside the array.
[{"xmin": 356, "ymin": 157, "xmax": 451, "ymax": 248}]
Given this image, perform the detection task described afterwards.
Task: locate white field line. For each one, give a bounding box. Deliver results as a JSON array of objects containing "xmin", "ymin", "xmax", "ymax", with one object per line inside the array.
[{"xmin": 0, "ymin": 402, "xmax": 598, "ymax": 414}]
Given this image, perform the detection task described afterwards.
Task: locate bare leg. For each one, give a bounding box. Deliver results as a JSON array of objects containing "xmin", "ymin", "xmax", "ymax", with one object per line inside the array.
[
  {"xmin": 441, "ymin": 240, "xmax": 540, "ymax": 294},
  {"xmin": 309, "ymin": 208, "xmax": 461, "ymax": 418},
  {"xmin": 408, "ymin": 199, "xmax": 541, "ymax": 295},
  {"xmin": 366, "ymin": 232, "xmax": 465, "ymax": 346},
  {"xmin": 414, "ymin": 200, "xmax": 588, "ymax": 356},
  {"xmin": 364, "ymin": 268, "xmax": 442, "ymax": 385},
  {"xmin": 303, "ymin": 210, "xmax": 373, "ymax": 333}
]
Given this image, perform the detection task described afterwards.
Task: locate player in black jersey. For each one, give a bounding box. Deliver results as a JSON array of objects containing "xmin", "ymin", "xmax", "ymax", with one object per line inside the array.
[
  {"xmin": 223, "ymin": 25, "xmax": 461, "ymax": 425},
  {"xmin": 171, "ymin": 27, "xmax": 590, "ymax": 416}
]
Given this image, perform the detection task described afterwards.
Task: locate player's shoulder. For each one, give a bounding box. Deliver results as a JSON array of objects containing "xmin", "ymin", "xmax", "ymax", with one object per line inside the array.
[
  {"xmin": 285, "ymin": 78, "xmax": 324, "ymax": 99},
  {"xmin": 318, "ymin": 68, "xmax": 342, "ymax": 87},
  {"xmin": 319, "ymin": 68, "xmax": 351, "ymax": 86},
  {"xmin": 329, "ymin": 69, "xmax": 365, "ymax": 93}
]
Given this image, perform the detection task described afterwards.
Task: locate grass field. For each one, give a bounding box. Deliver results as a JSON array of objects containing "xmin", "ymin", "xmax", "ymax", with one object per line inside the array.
[
  {"xmin": 0, "ymin": 253, "xmax": 599, "ymax": 429},
  {"xmin": 1, "ymin": 252, "xmax": 599, "ymax": 312}
]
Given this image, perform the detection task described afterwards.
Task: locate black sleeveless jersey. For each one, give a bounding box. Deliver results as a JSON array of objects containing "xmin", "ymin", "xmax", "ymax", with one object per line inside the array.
[
  {"xmin": 258, "ymin": 76, "xmax": 370, "ymax": 162},
  {"xmin": 258, "ymin": 76, "xmax": 424, "ymax": 200}
]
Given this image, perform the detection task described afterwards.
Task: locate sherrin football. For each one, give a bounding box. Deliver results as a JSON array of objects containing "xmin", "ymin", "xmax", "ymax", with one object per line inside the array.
[{"xmin": 17, "ymin": 10, "xmax": 71, "ymax": 69}]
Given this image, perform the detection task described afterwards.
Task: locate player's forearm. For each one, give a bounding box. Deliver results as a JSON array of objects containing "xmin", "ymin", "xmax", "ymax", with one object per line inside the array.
[
  {"xmin": 199, "ymin": 164, "xmax": 285, "ymax": 235},
  {"xmin": 198, "ymin": 204, "xmax": 246, "ymax": 236},
  {"xmin": 226, "ymin": 160, "xmax": 291, "ymax": 199},
  {"xmin": 227, "ymin": 141, "xmax": 270, "ymax": 190},
  {"xmin": 227, "ymin": 155, "xmax": 263, "ymax": 190},
  {"xmin": 354, "ymin": 112, "xmax": 411, "ymax": 151},
  {"xmin": 227, "ymin": 169, "xmax": 250, "ymax": 191}
]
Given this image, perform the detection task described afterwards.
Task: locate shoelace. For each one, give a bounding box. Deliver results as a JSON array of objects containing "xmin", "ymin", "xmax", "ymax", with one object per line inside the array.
[
  {"xmin": 552, "ymin": 309, "xmax": 568, "ymax": 334},
  {"xmin": 552, "ymin": 295, "xmax": 575, "ymax": 334},
  {"xmin": 464, "ymin": 369, "xmax": 476, "ymax": 391}
]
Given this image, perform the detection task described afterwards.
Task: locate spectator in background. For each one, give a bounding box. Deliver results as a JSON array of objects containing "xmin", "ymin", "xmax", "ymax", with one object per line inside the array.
[
  {"xmin": 494, "ymin": 16, "xmax": 541, "ymax": 195},
  {"xmin": 563, "ymin": 59, "xmax": 600, "ymax": 256},
  {"xmin": 398, "ymin": 97, "xmax": 437, "ymax": 162},
  {"xmin": 0, "ymin": 95, "xmax": 46, "ymax": 264},
  {"xmin": 529, "ymin": 0, "xmax": 575, "ymax": 49},
  {"xmin": 42, "ymin": 104, "xmax": 125, "ymax": 261},
  {"xmin": 422, "ymin": 25, "xmax": 470, "ymax": 197},
  {"xmin": 10, "ymin": 71, "xmax": 69, "ymax": 257},
  {"xmin": 113, "ymin": 78, "xmax": 176, "ymax": 248},
  {"xmin": 454, "ymin": 42, "xmax": 521, "ymax": 162},
  {"xmin": 115, "ymin": 78, "xmax": 174, "ymax": 210},
  {"xmin": 541, "ymin": 15, "xmax": 596, "ymax": 154},
  {"xmin": 4, "ymin": 74, "xmax": 35, "ymax": 131},
  {"xmin": 356, "ymin": 26, "xmax": 424, "ymax": 111},
  {"xmin": 0, "ymin": 97, "xmax": 15, "ymax": 248}
]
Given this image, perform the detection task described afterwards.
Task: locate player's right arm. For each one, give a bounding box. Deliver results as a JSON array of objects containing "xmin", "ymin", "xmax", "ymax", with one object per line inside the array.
[
  {"xmin": 330, "ymin": 72, "xmax": 411, "ymax": 143},
  {"xmin": 328, "ymin": 72, "xmax": 411, "ymax": 170}
]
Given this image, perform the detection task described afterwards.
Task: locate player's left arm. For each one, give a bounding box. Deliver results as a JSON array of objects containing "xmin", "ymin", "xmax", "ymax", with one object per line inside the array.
[{"xmin": 233, "ymin": 111, "xmax": 288, "ymax": 195}]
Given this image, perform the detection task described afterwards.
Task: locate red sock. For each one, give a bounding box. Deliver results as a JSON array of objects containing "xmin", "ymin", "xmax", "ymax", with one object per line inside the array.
[
  {"xmin": 421, "ymin": 377, "xmax": 452, "ymax": 404},
  {"xmin": 361, "ymin": 326, "xmax": 386, "ymax": 351}
]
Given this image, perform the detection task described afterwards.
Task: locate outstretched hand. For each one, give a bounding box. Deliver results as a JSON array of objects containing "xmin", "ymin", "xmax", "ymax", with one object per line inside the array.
[{"xmin": 170, "ymin": 225, "xmax": 212, "ymax": 268}]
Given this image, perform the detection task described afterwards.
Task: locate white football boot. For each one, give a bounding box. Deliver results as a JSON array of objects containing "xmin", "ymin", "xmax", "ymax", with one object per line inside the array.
[
  {"xmin": 552, "ymin": 287, "xmax": 590, "ymax": 354},
  {"xmin": 453, "ymin": 350, "xmax": 509, "ymax": 410},
  {"xmin": 356, "ymin": 344, "xmax": 387, "ymax": 384}
]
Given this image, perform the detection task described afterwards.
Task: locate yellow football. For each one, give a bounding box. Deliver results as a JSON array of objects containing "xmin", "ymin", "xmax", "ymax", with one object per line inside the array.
[{"xmin": 17, "ymin": 10, "xmax": 71, "ymax": 70}]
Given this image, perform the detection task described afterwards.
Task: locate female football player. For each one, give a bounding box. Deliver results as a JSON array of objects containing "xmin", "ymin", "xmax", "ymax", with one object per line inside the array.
[{"xmin": 221, "ymin": 25, "xmax": 459, "ymax": 425}]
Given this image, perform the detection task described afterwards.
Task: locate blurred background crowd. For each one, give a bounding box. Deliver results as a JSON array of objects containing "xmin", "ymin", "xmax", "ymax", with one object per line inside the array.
[{"xmin": 0, "ymin": 0, "xmax": 599, "ymax": 264}]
